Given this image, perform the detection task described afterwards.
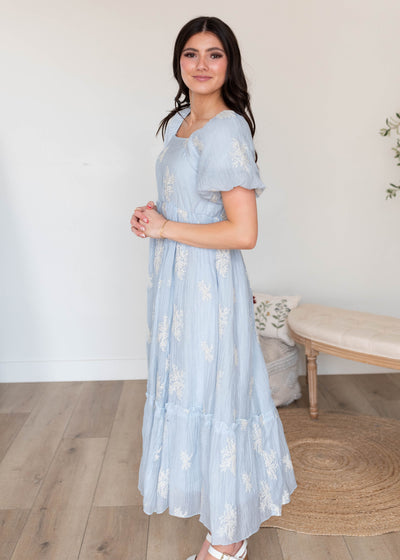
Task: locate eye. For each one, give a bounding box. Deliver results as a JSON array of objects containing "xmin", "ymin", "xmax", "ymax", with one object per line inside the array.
[
  {"xmin": 183, "ymin": 52, "xmax": 196, "ymax": 58},
  {"xmin": 210, "ymin": 53, "xmax": 223, "ymax": 59}
]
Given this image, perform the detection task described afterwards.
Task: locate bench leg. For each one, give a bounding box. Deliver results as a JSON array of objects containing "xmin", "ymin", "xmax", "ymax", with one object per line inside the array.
[{"xmin": 305, "ymin": 346, "xmax": 319, "ymax": 420}]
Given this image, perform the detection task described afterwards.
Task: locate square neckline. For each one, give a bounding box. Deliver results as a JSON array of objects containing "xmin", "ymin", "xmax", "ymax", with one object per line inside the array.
[{"xmin": 174, "ymin": 108, "xmax": 235, "ymax": 140}]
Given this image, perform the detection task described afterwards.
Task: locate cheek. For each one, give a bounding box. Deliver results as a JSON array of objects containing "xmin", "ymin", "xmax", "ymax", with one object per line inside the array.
[
  {"xmin": 180, "ymin": 57, "xmax": 192, "ymax": 76},
  {"xmin": 215, "ymin": 60, "xmax": 228, "ymax": 80}
]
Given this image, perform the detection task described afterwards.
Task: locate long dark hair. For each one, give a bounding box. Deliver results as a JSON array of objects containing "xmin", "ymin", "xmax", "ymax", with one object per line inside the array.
[{"xmin": 157, "ymin": 16, "xmax": 257, "ymax": 147}]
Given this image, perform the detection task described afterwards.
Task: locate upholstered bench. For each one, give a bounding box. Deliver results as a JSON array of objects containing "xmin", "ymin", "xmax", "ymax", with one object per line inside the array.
[{"xmin": 287, "ymin": 303, "xmax": 400, "ymax": 419}]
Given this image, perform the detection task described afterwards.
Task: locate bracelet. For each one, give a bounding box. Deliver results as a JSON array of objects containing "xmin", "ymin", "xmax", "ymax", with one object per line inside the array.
[{"xmin": 159, "ymin": 219, "xmax": 169, "ymax": 239}]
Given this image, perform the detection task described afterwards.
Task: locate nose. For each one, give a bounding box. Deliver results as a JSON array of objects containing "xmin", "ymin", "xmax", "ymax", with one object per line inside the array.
[{"xmin": 196, "ymin": 54, "xmax": 208, "ymax": 71}]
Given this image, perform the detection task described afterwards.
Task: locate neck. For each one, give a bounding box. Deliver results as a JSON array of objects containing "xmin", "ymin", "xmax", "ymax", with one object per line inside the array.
[{"xmin": 188, "ymin": 91, "xmax": 228, "ymax": 122}]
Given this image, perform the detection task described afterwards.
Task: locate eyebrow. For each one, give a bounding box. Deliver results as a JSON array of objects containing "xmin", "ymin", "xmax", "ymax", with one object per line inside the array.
[{"xmin": 182, "ymin": 47, "xmax": 225, "ymax": 53}]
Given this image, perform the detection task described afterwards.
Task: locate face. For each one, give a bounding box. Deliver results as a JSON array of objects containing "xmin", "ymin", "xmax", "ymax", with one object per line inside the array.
[{"xmin": 180, "ymin": 32, "xmax": 228, "ymax": 97}]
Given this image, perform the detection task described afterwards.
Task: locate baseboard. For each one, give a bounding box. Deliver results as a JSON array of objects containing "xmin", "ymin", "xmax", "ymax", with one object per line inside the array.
[
  {"xmin": 0, "ymin": 359, "xmax": 148, "ymax": 383},
  {"xmin": 0, "ymin": 355, "xmax": 397, "ymax": 383}
]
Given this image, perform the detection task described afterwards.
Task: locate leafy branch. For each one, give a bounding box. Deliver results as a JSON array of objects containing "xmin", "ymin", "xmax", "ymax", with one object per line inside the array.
[{"xmin": 380, "ymin": 112, "xmax": 400, "ymax": 199}]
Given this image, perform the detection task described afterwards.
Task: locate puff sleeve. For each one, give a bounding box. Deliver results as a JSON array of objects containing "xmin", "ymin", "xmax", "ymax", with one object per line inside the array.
[{"xmin": 196, "ymin": 112, "xmax": 266, "ymax": 202}]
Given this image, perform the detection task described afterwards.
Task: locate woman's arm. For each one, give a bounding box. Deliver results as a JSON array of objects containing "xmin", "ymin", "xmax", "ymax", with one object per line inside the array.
[{"xmin": 131, "ymin": 187, "xmax": 259, "ymax": 250}]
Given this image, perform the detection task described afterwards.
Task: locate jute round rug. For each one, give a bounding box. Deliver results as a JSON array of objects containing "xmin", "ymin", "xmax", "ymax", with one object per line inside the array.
[{"xmin": 261, "ymin": 409, "xmax": 400, "ymax": 536}]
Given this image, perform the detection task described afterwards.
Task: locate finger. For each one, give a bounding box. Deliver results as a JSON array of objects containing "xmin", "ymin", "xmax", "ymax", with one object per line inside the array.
[
  {"xmin": 131, "ymin": 224, "xmax": 146, "ymax": 238},
  {"xmin": 131, "ymin": 216, "xmax": 147, "ymax": 231},
  {"xmin": 133, "ymin": 210, "xmax": 148, "ymax": 223},
  {"xmin": 136, "ymin": 210, "xmax": 150, "ymax": 223}
]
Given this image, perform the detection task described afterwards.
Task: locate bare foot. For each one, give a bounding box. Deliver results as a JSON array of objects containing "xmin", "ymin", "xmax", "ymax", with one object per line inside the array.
[{"xmin": 195, "ymin": 535, "xmax": 213, "ymax": 560}]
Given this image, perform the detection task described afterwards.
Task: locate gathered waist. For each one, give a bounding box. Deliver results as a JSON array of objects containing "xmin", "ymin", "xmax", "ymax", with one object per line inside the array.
[{"xmin": 156, "ymin": 199, "xmax": 226, "ymax": 224}]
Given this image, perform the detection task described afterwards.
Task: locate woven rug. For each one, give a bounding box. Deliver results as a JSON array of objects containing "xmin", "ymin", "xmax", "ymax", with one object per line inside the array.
[{"xmin": 261, "ymin": 408, "xmax": 400, "ymax": 536}]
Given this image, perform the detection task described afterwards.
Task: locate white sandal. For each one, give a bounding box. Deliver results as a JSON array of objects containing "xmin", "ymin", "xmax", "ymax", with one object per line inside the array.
[{"xmin": 186, "ymin": 533, "xmax": 248, "ymax": 560}]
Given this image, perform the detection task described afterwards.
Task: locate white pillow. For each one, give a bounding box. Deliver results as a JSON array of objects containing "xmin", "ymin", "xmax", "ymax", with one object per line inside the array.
[{"xmin": 253, "ymin": 293, "xmax": 301, "ymax": 346}]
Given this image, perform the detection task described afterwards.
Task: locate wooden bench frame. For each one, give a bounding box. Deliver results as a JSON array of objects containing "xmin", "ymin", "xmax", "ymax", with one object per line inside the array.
[{"xmin": 287, "ymin": 325, "xmax": 400, "ymax": 419}]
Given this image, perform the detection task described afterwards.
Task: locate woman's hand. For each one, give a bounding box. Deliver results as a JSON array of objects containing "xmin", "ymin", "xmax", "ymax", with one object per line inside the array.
[
  {"xmin": 130, "ymin": 201, "xmax": 167, "ymax": 239},
  {"xmin": 130, "ymin": 201, "xmax": 155, "ymax": 238}
]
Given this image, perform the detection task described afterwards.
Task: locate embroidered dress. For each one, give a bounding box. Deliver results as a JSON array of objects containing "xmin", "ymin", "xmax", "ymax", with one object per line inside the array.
[{"xmin": 138, "ymin": 107, "xmax": 297, "ymax": 545}]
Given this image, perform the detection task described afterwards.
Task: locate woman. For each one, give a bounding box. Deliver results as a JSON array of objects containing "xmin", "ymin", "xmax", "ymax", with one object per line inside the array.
[{"xmin": 130, "ymin": 16, "xmax": 297, "ymax": 560}]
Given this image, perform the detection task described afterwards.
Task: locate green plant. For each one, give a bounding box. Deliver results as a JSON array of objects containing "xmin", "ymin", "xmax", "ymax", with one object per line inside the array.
[{"xmin": 380, "ymin": 112, "xmax": 400, "ymax": 199}]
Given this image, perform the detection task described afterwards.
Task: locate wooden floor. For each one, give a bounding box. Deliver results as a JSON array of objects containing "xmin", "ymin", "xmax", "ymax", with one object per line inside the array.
[{"xmin": 0, "ymin": 373, "xmax": 399, "ymax": 560}]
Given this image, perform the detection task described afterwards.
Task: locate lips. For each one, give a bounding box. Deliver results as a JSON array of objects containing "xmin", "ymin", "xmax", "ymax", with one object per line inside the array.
[{"xmin": 193, "ymin": 76, "xmax": 212, "ymax": 81}]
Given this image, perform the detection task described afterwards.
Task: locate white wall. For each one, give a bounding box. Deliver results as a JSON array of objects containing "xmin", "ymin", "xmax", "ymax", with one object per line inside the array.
[{"xmin": 1, "ymin": 0, "xmax": 399, "ymax": 382}]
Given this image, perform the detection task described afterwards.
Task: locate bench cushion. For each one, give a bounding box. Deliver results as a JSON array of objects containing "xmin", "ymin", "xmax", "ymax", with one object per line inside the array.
[{"xmin": 288, "ymin": 304, "xmax": 400, "ymax": 359}]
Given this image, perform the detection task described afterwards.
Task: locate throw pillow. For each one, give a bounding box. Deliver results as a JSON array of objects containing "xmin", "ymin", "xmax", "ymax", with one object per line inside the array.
[{"xmin": 253, "ymin": 293, "xmax": 301, "ymax": 346}]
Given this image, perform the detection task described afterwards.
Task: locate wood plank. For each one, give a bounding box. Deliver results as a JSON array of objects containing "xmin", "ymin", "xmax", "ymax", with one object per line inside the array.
[
  {"xmin": 344, "ymin": 533, "xmax": 400, "ymax": 560},
  {"xmin": 64, "ymin": 381, "xmax": 123, "ymax": 438},
  {"xmin": 248, "ymin": 527, "xmax": 284, "ymax": 560},
  {"xmin": 0, "ymin": 383, "xmax": 42, "ymax": 414},
  {"xmin": 93, "ymin": 380, "xmax": 146, "ymax": 507},
  {"xmin": 0, "ymin": 382, "xmax": 82, "ymax": 508},
  {"xmin": 387, "ymin": 372, "xmax": 400, "ymax": 390},
  {"xmin": 0, "ymin": 413, "xmax": 29, "ymax": 462},
  {"xmin": 146, "ymin": 509, "xmax": 205, "ymax": 560},
  {"xmin": 0, "ymin": 509, "xmax": 30, "ymax": 560},
  {"xmin": 316, "ymin": 374, "xmax": 379, "ymax": 416},
  {"xmin": 78, "ymin": 506, "xmax": 148, "ymax": 560},
  {"xmin": 277, "ymin": 529, "xmax": 353, "ymax": 560},
  {"xmin": 349, "ymin": 373, "xmax": 400, "ymax": 420},
  {"xmin": 11, "ymin": 437, "xmax": 107, "ymax": 560}
]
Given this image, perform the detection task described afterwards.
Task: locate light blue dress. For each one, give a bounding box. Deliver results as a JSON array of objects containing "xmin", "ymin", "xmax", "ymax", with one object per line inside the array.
[{"xmin": 138, "ymin": 107, "xmax": 297, "ymax": 545}]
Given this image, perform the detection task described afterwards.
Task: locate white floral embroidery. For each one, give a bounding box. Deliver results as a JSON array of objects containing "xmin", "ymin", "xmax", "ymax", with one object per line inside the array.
[
  {"xmin": 157, "ymin": 468, "xmax": 169, "ymax": 499},
  {"xmin": 170, "ymin": 363, "xmax": 185, "ymax": 400},
  {"xmin": 242, "ymin": 472, "xmax": 252, "ymax": 493},
  {"xmin": 231, "ymin": 138, "xmax": 250, "ymax": 171},
  {"xmin": 173, "ymin": 506, "xmax": 188, "ymax": 516},
  {"xmin": 175, "ymin": 244, "xmax": 188, "ymax": 280},
  {"xmin": 158, "ymin": 145, "xmax": 169, "ymax": 163},
  {"xmin": 216, "ymin": 249, "xmax": 230, "ymax": 278},
  {"xmin": 153, "ymin": 446, "xmax": 162, "ymax": 461},
  {"xmin": 249, "ymin": 376, "xmax": 254, "ymax": 398},
  {"xmin": 263, "ymin": 449, "xmax": 278, "ymax": 480},
  {"xmin": 210, "ymin": 192, "xmax": 220, "ymax": 203},
  {"xmin": 216, "ymin": 110, "xmax": 235, "ymax": 119},
  {"xmin": 201, "ymin": 341, "xmax": 214, "ymax": 362},
  {"xmin": 217, "ymin": 504, "xmax": 237, "ymax": 541},
  {"xmin": 252, "ymin": 422, "xmax": 278, "ymax": 479},
  {"xmin": 252, "ymin": 422, "xmax": 263, "ymax": 454},
  {"xmin": 282, "ymin": 489, "xmax": 290, "ymax": 502},
  {"xmin": 180, "ymin": 450, "xmax": 193, "ymax": 471},
  {"xmin": 191, "ymin": 135, "xmax": 204, "ymax": 152},
  {"xmin": 156, "ymin": 375, "xmax": 165, "ymax": 400},
  {"xmin": 198, "ymin": 280, "xmax": 212, "ymax": 301},
  {"xmin": 216, "ymin": 369, "xmax": 224, "ymax": 389},
  {"xmin": 154, "ymin": 239, "xmax": 164, "ymax": 275},
  {"xmin": 283, "ymin": 453, "xmax": 294, "ymax": 472},
  {"xmin": 240, "ymin": 418, "xmax": 248, "ymax": 431},
  {"xmin": 220, "ymin": 437, "xmax": 236, "ymax": 475},
  {"xmin": 259, "ymin": 480, "xmax": 274, "ymax": 513},
  {"xmin": 218, "ymin": 305, "xmax": 230, "ymax": 337},
  {"xmin": 234, "ymin": 346, "xmax": 238, "ymax": 366},
  {"xmin": 147, "ymin": 274, "xmax": 153, "ymax": 288},
  {"xmin": 163, "ymin": 166, "xmax": 175, "ymax": 201},
  {"xmin": 158, "ymin": 316, "xmax": 169, "ymax": 352},
  {"xmin": 177, "ymin": 207, "xmax": 188, "ymax": 220},
  {"xmin": 172, "ymin": 305, "xmax": 184, "ymax": 342}
]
